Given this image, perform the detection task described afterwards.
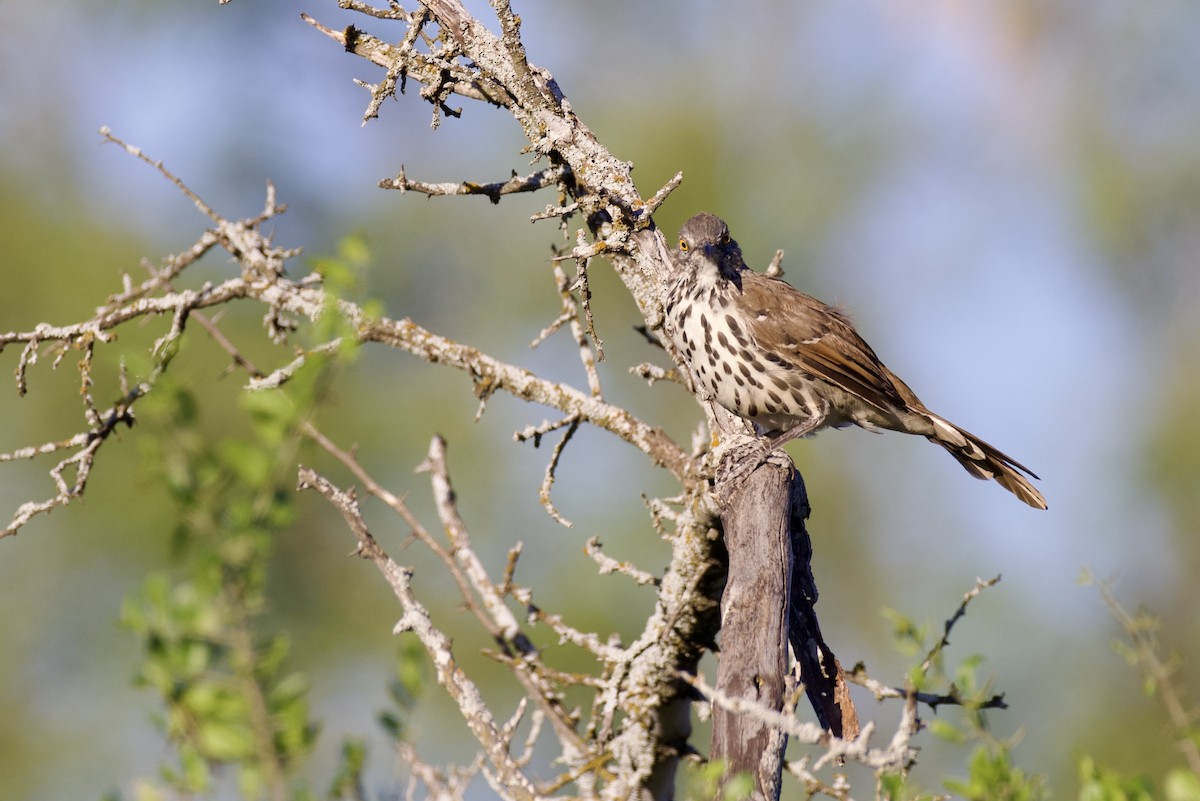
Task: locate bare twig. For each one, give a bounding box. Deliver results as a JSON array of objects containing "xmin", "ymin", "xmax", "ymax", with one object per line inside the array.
[
  {"xmin": 845, "ymin": 666, "xmax": 1008, "ymax": 713},
  {"xmin": 536, "ymin": 415, "xmax": 580, "ymax": 527},
  {"xmin": 641, "ymin": 171, "xmax": 683, "ymax": 217},
  {"xmin": 100, "ymin": 127, "xmax": 220, "ymax": 223},
  {"xmin": 380, "ymin": 164, "xmax": 567, "ymax": 203},
  {"xmin": 301, "ymin": 12, "xmax": 509, "ymax": 110},
  {"xmin": 570, "ymin": 257, "xmax": 604, "ymax": 368},
  {"xmin": 530, "ymin": 260, "xmax": 603, "ymax": 391},
  {"xmin": 419, "ymin": 436, "xmax": 534, "ymax": 646},
  {"xmin": 398, "ymin": 741, "xmax": 482, "ymax": 801},
  {"xmin": 584, "ymin": 537, "xmax": 660, "ymax": 587},
  {"xmin": 680, "ymin": 670, "xmax": 825, "ymax": 743},
  {"xmin": 337, "ymin": 0, "xmax": 411, "ymax": 22},
  {"xmin": 0, "ymin": 390, "xmax": 137, "ymax": 537},
  {"xmin": 679, "ymin": 670, "xmax": 918, "ymax": 774},
  {"xmin": 920, "ymin": 575, "xmax": 1001, "ymax": 675},
  {"xmin": 0, "ymin": 130, "xmax": 690, "ymax": 540},
  {"xmin": 361, "ymin": 315, "xmax": 689, "ymax": 482},
  {"xmin": 297, "ymin": 467, "xmax": 542, "ymax": 801},
  {"xmin": 1084, "ymin": 568, "xmax": 1200, "ymax": 775},
  {"xmin": 629, "ymin": 362, "xmax": 681, "ymax": 387},
  {"xmin": 358, "ymin": 5, "xmax": 428, "ymax": 123}
]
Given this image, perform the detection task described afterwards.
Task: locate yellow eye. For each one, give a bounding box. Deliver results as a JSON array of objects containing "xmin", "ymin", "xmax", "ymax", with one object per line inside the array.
[
  {"xmin": 719, "ymin": 232, "xmax": 730, "ymax": 245},
  {"xmin": 679, "ymin": 239, "xmax": 689, "ymax": 252}
]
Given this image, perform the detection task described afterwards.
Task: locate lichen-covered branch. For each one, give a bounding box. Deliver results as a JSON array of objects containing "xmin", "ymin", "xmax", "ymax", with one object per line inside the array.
[
  {"xmin": 379, "ymin": 164, "xmax": 568, "ymax": 203},
  {"xmin": 304, "ymin": 0, "xmax": 681, "ymax": 326},
  {"xmin": 296, "ymin": 467, "xmax": 543, "ymax": 801},
  {"xmin": 359, "ymin": 315, "xmax": 689, "ymax": 480},
  {"xmin": 0, "ymin": 141, "xmax": 690, "ymax": 538}
]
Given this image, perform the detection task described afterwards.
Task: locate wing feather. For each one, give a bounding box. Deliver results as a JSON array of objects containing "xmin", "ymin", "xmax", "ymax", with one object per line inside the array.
[{"xmin": 738, "ymin": 272, "xmax": 908, "ymax": 412}]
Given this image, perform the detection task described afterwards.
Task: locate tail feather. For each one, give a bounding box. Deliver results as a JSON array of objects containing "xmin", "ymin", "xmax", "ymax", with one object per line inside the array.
[{"xmin": 927, "ymin": 414, "xmax": 1047, "ymax": 510}]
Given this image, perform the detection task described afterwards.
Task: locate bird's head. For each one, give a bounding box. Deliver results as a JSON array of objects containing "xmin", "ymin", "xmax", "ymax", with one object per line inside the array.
[{"xmin": 675, "ymin": 212, "xmax": 746, "ymax": 283}]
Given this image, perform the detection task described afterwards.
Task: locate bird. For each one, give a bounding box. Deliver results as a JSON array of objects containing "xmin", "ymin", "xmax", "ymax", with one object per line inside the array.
[{"xmin": 663, "ymin": 212, "xmax": 1046, "ymax": 509}]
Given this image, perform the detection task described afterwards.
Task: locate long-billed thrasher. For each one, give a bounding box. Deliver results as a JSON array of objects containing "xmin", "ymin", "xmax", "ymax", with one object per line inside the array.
[{"xmin": 664, "ymin": 212, "xmax": 1046, "ymax": 510}]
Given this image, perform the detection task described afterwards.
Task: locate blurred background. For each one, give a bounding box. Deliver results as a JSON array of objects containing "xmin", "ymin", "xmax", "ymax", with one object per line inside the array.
[{"xmin": 2, "ymin": 0, "xmax": 1198, "ymax": 798}]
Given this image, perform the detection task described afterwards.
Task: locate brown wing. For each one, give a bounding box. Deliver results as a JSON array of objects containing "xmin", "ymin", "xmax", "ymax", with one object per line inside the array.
[{"xmin": 738, "ymin": 271, "xmax": 910, "ymax": 413}]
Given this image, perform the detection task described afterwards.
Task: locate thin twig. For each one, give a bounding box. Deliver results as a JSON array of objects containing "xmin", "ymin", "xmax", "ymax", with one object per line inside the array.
[
  {"xmin": 380, "ymin": 164, "xmax": 566, "ymax": 203},
  {"xmin": 571, "ymin": 257, "xmax": 604, "ymax": 367},
  {"xmin": 584, "ymin": 537, "xmax": 660, "ymax": 586},
  {"xmin": 920, "ymin": 575, "xmax": 1001, "ymax": 675},
  {"xmin": 641, "ymin": 171, "xmax": 682, "ymax": 217},
  {"xmin": 540, "ymin": 416, "xmax": 580, "ymax": 527},
  {"xmin": 297, "ymin": 467, "xmax": 540, "ymax": 801},
  {"xmin": 1084, "ymin": 568, "xmax": 1200, "ymax": 775},
  {"xmin": 845, "ymin": 665, "xmax": 1007, "ymax": 713}
]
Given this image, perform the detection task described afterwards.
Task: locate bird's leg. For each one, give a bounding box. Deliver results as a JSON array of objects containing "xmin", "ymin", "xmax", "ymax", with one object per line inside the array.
[
  {"xmin": 733, "ymin": 419, "xmax": 822, "ymax": 480},
  {"xmin": 714, "ymin": 418, "xmax": 822, "ymax": 503},
  {"xmin": 714, "ymin": 439, "xmax": 789, "ymax": 504},
  {"xmin": 762, "ymin": 417, "xmax": 823, "ymax": 452}
]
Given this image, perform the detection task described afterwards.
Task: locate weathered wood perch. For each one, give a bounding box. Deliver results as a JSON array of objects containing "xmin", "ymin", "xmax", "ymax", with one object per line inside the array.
[{"xmin": 710, "ymin": 444, "xmax": 858, "ymax": 800}]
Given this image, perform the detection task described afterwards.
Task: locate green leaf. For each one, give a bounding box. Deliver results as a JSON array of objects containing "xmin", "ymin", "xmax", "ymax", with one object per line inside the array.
[
  {"xmin": 1166, "ymin": 769, "xmax": 1200, "ymax": 801},
  {"xmin": 179, "ymin": 682, "xmax": 223, "ymax": 717},
  {"xmin": 328, "ymin": 738, "xmax": 368, "ymax": 800},
  {"xmin": 220, "ymin": 439, "xmax": 275, "ymax": 488},
  {"xmin": 877, "ymin": 772, "xmax": 905, "ymax": 800},
  {"xmin": 130, "ymin": 779, "xmax": 168, "ymax": 801},
  {"xmin": 237, "ymin": 764, "xmax": 264, "ymax": 801},
  {"xmin": 1078, "ymin": 754, "xmax": 1157, "ymax": 801},
  {"xmin": 722, "ymin": 771, "xmax": 755, "ymax": 801},
  {"xmin": 928, "ymin": 718, "xmax": 968, "ymax": 744},
  {"xmin": 883, "ymin": 607, "xmax": 926, "ymax": 655},
  {"xmin": 378, "ymin": 711, "xmax": 403, "ymax": 741},
  {"xmin": 177, "ymin": 744, "xmax": 212, "ymax": 794},
  {"xmin": 197, "ymin": 720, "xmax": 256, "ymax": 761},
  {"xmin": 945, "ymin": 745, "xmax": 1047, "ymax": 801}
]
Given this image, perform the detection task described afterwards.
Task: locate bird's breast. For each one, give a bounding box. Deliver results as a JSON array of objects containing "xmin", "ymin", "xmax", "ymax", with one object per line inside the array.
[{"xmin": 667, "ymin": 291, "xmax": 838, "ymax": 435}]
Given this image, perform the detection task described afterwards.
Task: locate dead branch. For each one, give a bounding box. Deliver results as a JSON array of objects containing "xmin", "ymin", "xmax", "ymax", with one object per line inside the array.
[
  {"xmin": 297, "ymin": 466, "xmax": 543, "ymax": 801},
  {"xmin": 380, "ymin": 164, "xmax": 568, "ymax": 203}
]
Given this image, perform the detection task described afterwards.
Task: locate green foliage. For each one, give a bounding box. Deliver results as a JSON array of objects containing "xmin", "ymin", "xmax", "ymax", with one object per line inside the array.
[
  {"xmin": 883, "ymin": 602, "xmax": 1003, "ymax": 735},
  {"xmin": 1166, "ymin": 769, "xmax": 1200, "ymax": 801},
  {"xmin": 113, "ymin": 237, "xmax": 379, "ymax": 799},
  {"xmin": 327, "ymin": 739, "xmax": 368, "ymax": 801},
  {"xmin": 721, "ymin": 771, "xmax": 756, "ymax": 801},
  {"xmin": 679, "ymin": 759, "xmax": 754, "ymax": 801},
  {"xmin": 877, "ymin": 588, "xmax": 1047, "ymax": 801},
  {"xmin": 876, "ymin": 772, "xmax": 906, "ymax": 799},
  {"xmin": 882, "ymin": 608, "xmax": 927, "ymax": 659},
  {"xmin": 310, "ymin": 232, "xmax": 382, "ymax": 353},
  {"xmin": 1074, "ymin": 755, "xmax": 1200, "ymax": 801},
  {"xmin": 120, "ymin": 379, "xmax": 317, "ymax": 799},
  {"xmin": 875, "ymin": 771, "xmax": 944, "ymax": 801},
  {"xmin": 378, "ymin": 639, "xmax": 424, "ymax": 743},
  {"xmin": 943, "ymin": 746, "xmax": 1047, "ymax": 801},
  {"xmin": 1078, "ymin": 756, "xmax": 1157, "ymax": 801}
]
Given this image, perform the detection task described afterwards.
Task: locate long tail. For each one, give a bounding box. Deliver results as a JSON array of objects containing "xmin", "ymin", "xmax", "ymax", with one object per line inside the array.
[{"xmin": 926, "ymin": 413, "xmax": 1047, "ymax": 510}]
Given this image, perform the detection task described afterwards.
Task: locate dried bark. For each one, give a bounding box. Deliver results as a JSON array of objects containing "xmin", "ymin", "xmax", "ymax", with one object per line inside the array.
[
  {"xmin": 711, "ymin": 458, "xmax": 794, "ymax": 801},
  {"xmin": 707, "ymin": 438, "xmax": 858, "ymax": 801}
]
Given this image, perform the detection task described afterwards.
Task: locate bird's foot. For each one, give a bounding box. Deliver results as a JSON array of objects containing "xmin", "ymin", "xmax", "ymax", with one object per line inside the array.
[
  {"xmin": 711, "ymin": 419, "xmax": 821, "ymax": 505},
  {"xmin": 713, "ymin": 437, "xmax": 790, "ymax": 505}
]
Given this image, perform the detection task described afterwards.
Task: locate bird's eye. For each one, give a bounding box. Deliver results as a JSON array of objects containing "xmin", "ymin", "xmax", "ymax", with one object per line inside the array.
[
  {"xmin": 719, "ymin": 232, "xmax": 730, "ymax": 245},
  {"xmin": 679, "ymin": 239, "xmax": 689, "ymax": 252}
]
